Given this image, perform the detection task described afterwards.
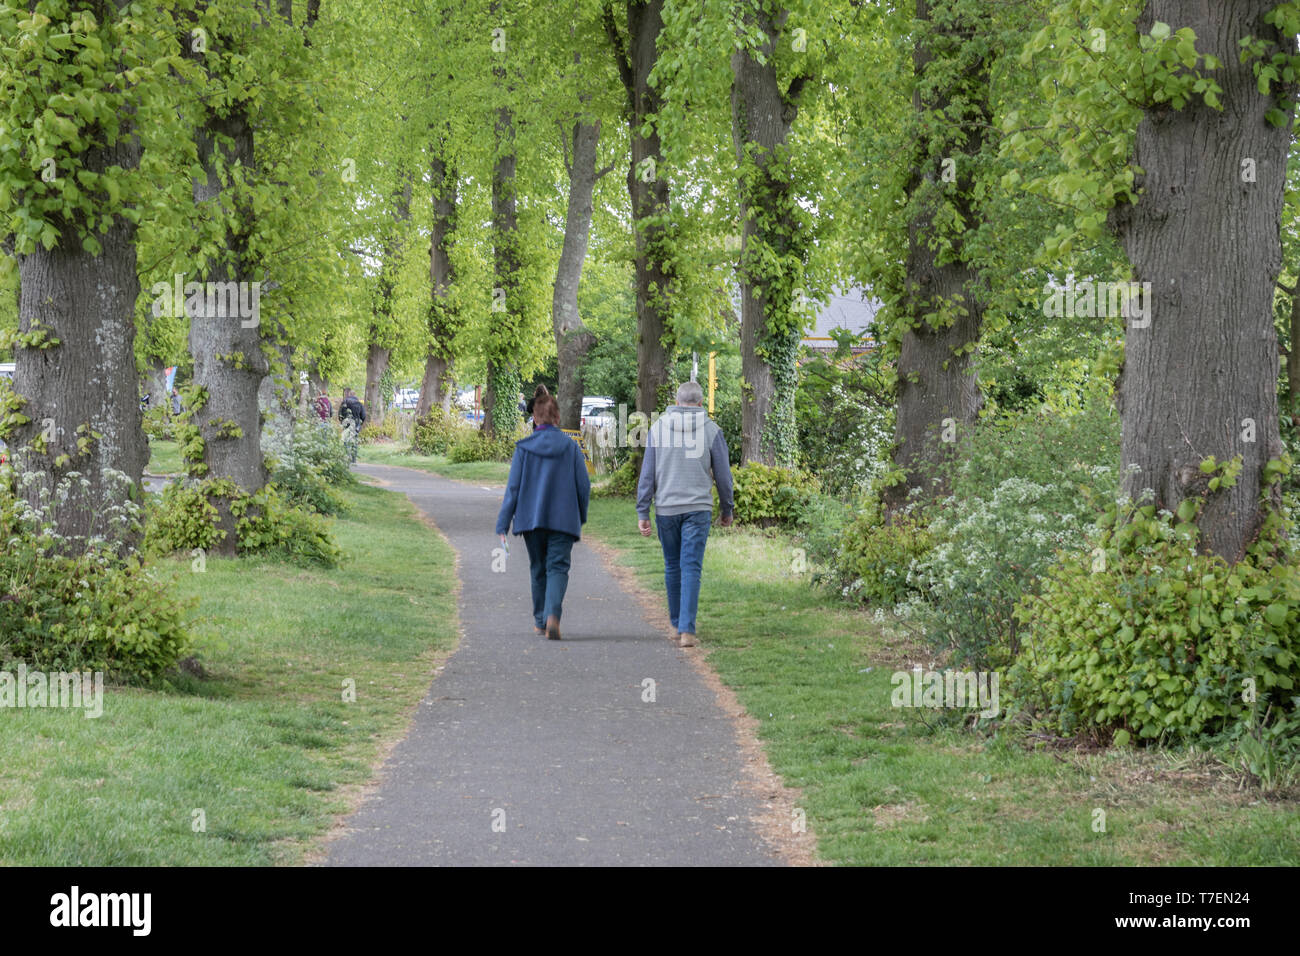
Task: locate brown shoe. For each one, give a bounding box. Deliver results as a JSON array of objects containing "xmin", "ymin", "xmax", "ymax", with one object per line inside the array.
[
  {"xmin": 546, "ymin": 615, "xmax": 561, "ymax": 641},
  {"xmin": 534, "ymin": 627, "xmax": 546, "ymax": 636},
  {"xmin": 678, "ymin": 632, "xmax": 697, "ymax": 648}
]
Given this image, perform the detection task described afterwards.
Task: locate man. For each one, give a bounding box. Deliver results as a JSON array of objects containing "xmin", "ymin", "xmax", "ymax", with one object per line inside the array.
[
  {"xmin": 635, "ymin": 381, "xmax": 734, "ymax": 648},
  {"xmin": 339, "ymin": 388, "xmax": 366, "ymax": 462}
]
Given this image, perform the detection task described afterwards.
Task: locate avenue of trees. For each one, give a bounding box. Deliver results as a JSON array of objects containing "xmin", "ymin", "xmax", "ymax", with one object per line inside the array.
[{"xmin": 2, "ymin": 1, "xmax": 1300, "ymax": 742}]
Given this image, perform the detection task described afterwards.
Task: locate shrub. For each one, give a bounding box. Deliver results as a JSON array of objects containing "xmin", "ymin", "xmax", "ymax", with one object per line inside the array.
[
  {"xmin": 942, "ymin": 397, "xmax": 1121, "ymax": 508},
  {"xmin": 1011, "ymin": 498, "xmax": 1300, "ymax": 744},
  {"xmin": 147, "ymin": 482, "xmax": 225, "ymax": 553},
  {"xmin": 827, "ymin": 508, "xmax": 934, "ymax": 608},
  {"xmin": 447, "ymin": 430, "xmax": 517, "ymax": 463},
  {"xmin": 731, "ymin": 462, "xmax": 819, "ymax": 527},
  {"xmin": 0, "ymin": 467, "xmax": 193, "ymax": 679},
  {"xmin": 359, "ymin": 419, "xmax": 397, "ymax": 444},
  {"xmin": 266, "ymin": 417, "xmax": 354, "ymax": 516},
  {"xmin": 795, "ymin": 491, "xmax": 853, "ymax": 573},
  {"xmin": 141, "ymin": 404, "xmax": 174, "ymax": 442},
  {"xmin": 594, "ymin": 456, "xmax": 640, "ymax": 498},
  {"xmin": 234, "ymin": 485, "xmax": 343, "ymax": 567},
  {"xmin": 411, "ymin": 407, "xmax": 467, "ymax": 456},
  {"xmin": 147, "ymin": 478, "xmax": 342, "ymax": 568},
  {"xmin": 795, "ymin": 354, "xmax": 894, "ymax": 499}
]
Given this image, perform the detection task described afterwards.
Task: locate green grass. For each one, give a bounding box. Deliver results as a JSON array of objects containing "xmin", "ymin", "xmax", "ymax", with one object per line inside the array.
[
  {"xmin": 359, "ymin": 441, "xmax": 511, "ymax": 485},
  {"xmin": 0, "ymin": 480, "xmax": 459, "ymax": 865},
  {"xmin": 146, "ymin": 438, "xmax": 183, "ymax": 476},
  {"xmin": 583, "ymin": 497, "xmax": 1300, "ymax": 866}
]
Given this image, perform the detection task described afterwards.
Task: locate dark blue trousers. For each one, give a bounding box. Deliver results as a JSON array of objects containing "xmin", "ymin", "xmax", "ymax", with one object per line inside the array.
[{"xmin": 522, "ymin": 529, "xmax": 576, "ymax": 629}]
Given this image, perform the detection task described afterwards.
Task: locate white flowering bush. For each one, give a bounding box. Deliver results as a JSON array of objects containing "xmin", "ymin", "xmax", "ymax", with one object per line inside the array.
[
  {"xmin": 902, "ymin": 476, "xmax": 1102, "ymax": 670},
  {"xmin": 263, "ymin": 413, "xmax": 355, "ymax": 515}
]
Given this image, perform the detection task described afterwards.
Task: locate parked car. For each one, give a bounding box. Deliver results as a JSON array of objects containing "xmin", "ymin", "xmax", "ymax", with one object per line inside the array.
[{"xmin": 581, "ymin": 396, "xmax": 616, "ymax": 430}]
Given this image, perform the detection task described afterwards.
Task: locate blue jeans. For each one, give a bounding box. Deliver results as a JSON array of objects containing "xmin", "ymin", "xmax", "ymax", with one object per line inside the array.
[
  {"xmin": 655, "ymin": 510, "xmax": 712, "ymax": 635},
  {"xmin": 522, "ymin": 529, "xmax": 576, "ymax": 629}
]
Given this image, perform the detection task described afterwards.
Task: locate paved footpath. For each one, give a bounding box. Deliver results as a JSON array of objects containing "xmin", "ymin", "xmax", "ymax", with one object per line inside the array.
[{"xmin": 325, "ymin": 462, "xmax": 780, "ymax": 866}]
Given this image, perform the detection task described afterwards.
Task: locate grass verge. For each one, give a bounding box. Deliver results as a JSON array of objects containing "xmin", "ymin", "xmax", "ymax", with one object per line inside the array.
[
  {"xmin": 146, "ymin": 438, "xmax": 183, "ymax": 476},
  {"xmin": 359, "ymin": 441, "xmax": 511, "ymax": 485},
  {"xmin": 582, "ymin": 497, "xmax": 1300, "ymax": 865},
  {"xmin": 0, "ymin": 480, "xmax": 458, "ymax": 865}
]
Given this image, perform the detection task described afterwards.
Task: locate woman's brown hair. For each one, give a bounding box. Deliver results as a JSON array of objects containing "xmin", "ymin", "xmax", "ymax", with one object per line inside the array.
[{"xmin": 532, "ymin": 384, "xmax": 560, "ymax": 426}]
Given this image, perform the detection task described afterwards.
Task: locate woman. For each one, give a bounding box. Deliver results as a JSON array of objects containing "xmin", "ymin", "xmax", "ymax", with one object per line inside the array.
[{"xmin": 495, "ymin": 385, "xmax": 591, "ymax": 640}]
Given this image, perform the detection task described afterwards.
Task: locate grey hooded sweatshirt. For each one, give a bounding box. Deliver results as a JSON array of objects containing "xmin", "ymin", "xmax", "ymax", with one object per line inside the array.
[{"xmin": 636, "ymin": 405, "xmax": 734, "ymax": 519}]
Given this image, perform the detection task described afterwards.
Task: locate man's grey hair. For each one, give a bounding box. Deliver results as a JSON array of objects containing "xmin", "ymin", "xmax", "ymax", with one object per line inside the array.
[{"xmin": 676, "ymin": 381, "xmax": 704, "ymax": 406}]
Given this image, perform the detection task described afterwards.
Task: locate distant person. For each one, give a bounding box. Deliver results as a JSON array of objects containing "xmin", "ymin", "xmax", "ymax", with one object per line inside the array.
[
  {"xmin": 496, "ymin": 385, "xmax": 591, "ymax": 640},
  {"xmin": 170, "ymin": 389, "xmax": 182, "ymax": 416},
  {"xmin": 339, "ymin": 388, "xmax": 366, "ymax": 462},
  {"xmin": 339, "ymin": 388, "xmax": 366, "ymax": 427},
  {"xmin": 314, "ymin": 391, "xmax": 333, "ymax": 423},
  {"xmin": 635, "ymin": 381, "xmax": 734, "ymax": 648}
]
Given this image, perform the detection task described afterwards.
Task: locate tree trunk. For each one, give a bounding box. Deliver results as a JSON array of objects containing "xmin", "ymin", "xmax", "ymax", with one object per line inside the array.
[
  {"xmin": 1111, "ymin": 0, "xmax": 1291, "ymax": 562},
  {"xmin": 417, "ymin": 150, "xmax": 459, "ymax": 420},
  {"xmin": 11, "ymin": 129, "xmax": 148, "ymax": 554},
  {"xmin": 553, "ymin": 118, "xmax": 604, "ymax": 430},
  {"xmin": 1289, "ymin": 287, "xmax": 1300, "ymax": 418},
  {"xmin": 608, "ymin": 0, "xmax": 675, "ymax": 417},
  {"xmin": 143, "ymin": 360, "xmax": 169, "ymax": 414},
  {"xmin": 485, "ymin": 101, "xmax": 521, "ymax": 439},
  {"xmin": 187, "ymin": 105, "xmax": 269, "ymax": 553},
  {"xmin": 364, "ymin": 343, "xmax": 391, "ymax": 424},
  {"xmin": 730, "ymin": 5, "xmax": 810, "ymax": 466},
  {"xmin": 366, "ymin": 173, "xmax": 414, "ymax": 426},
  {"xmin": 884, "ymin": 0, "xmax": 991, "ymax": 511}
]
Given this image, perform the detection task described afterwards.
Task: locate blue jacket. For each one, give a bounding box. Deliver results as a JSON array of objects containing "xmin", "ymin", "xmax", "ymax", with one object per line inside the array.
[{"xmin": 495, "ymin": 425, "xmax": 591, "ymax": 539}]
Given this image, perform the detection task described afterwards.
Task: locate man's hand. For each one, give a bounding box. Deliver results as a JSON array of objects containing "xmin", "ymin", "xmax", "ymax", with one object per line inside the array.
[
  {"xmin": 719, "ymin": 513, "xmax": 733, "ymax": 528},
  {"xmin": 638, "ymin": 518, "xmax": 652, "ymax": 537}
]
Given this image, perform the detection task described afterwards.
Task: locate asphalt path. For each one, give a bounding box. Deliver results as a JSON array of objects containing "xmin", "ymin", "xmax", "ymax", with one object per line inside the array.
[{"xmin": 324, "ymin": 462, "xmax": 779, "ymax": 866}]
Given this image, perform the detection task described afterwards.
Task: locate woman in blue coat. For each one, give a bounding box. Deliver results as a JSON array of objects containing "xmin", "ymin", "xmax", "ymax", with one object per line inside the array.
[{"xmin": 496, "ymin": 385, "xmax": 591, "ymax": 640}]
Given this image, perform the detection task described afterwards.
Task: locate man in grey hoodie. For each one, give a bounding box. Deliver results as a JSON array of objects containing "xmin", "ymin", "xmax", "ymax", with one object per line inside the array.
[{"xmin": 635, "ymin": 381, "xmax": 735, "ymax": 647}]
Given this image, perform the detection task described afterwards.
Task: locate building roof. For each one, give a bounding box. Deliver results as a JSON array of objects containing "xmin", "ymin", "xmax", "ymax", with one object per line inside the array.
[{"xmin": 801, "ymin": 288, "xmax": 881, "ymax": 347}]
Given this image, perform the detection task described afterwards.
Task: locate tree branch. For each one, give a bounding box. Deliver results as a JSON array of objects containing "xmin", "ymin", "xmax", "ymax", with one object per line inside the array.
[{"xmin": 602, "ymin": 0, "xmax": 635, "ymax": 102}]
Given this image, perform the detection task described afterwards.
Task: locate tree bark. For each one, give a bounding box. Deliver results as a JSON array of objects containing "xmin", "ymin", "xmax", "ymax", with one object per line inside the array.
[
  {"xmin": 553, "ymin": 118, "xmax": 605, "ymax": 430},
  {"xmin": 366, "ymin": 173, "xmax": 414, "ymax": 425},
  {"xmin": 417, "ymin": 149, "xmax": 459, "ymax": 420},
  {"xmin": 187, "ymin": 105, "xmax": 270, "ymax": 552},
  {"xmin": 143, "ymin": 360, "xmax": 169, "ymax": 414},
  {"xmin": 607, "ymin": 0, "xmax": 675, "ymax": 416},
  {"xmin": 12, "ymin": 127, "xmax": 148, "ymax": 553},
  {"xmin": 1111, "ymin": 0, "xmax": 1292, "ymax": 561},
  {"xmin": 364, "ymin": 343, "xmax": 391, "ymax": 424},
  {"xmin": 885, "ymin": 0, "xmax": 991, "ymax": 511},
  {"xmin": 1289, "ymin": 286, "xmax": 1300, "ymax": 418},
  {"xmin": 485, "ymin": 101, "xmax": 521, "ymax": 438},
  {"xmin": 730, "ymin": 4, "xmax": 810, "ymax": 466}
]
